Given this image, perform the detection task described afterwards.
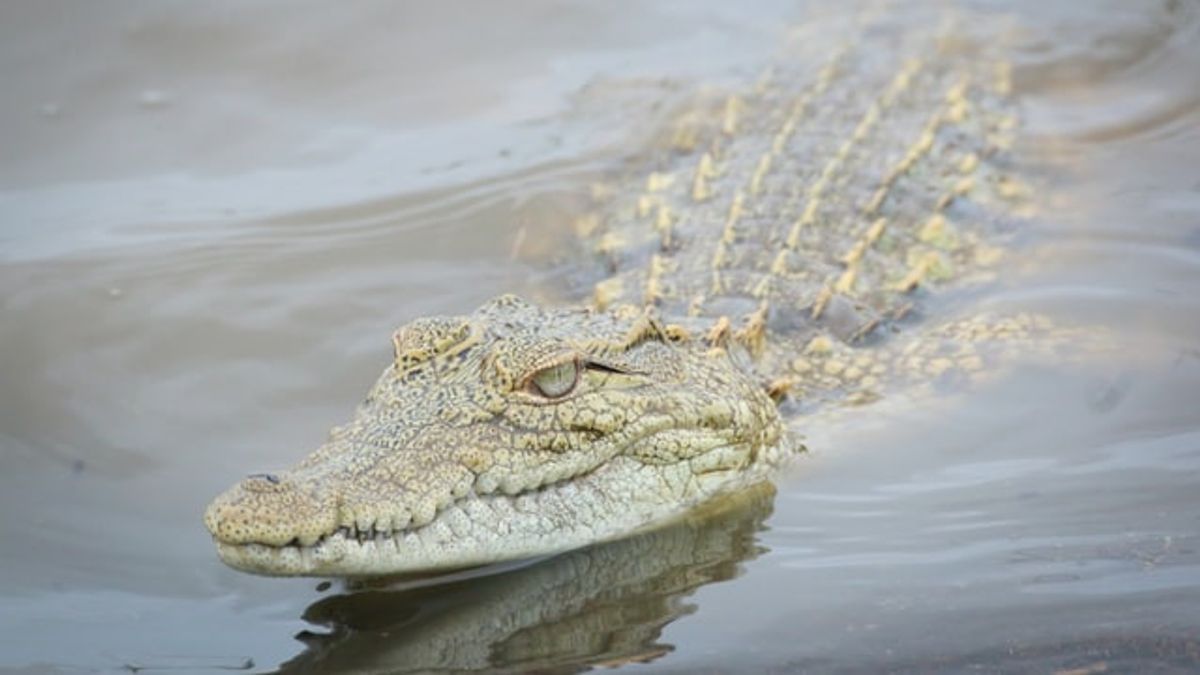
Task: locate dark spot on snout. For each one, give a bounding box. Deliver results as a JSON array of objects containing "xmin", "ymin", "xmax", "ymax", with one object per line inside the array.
[{"xmin": 247, "ymin": 472, "xmax": 280, "ymax": 484}]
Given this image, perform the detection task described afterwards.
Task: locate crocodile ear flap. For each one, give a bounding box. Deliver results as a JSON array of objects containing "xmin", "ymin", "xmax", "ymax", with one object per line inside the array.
[
  {"xmin": 393, "ymin": 336, "xmax": 432, "ymax": 372},
  {"xmin": 392, "ymin": 317, "xmax": 478, "ymax": 371}
]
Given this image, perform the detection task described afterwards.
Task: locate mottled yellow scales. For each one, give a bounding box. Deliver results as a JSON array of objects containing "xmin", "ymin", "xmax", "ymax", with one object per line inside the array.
[{"xmin": 205, "ymin": 7, "xmax": 1066, "ymax": 576}]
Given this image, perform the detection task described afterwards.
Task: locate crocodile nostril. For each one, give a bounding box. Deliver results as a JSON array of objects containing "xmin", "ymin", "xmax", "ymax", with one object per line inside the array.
[{"xmin": 242, "ymin": 473, "xmax": 288, "ymax": 493}]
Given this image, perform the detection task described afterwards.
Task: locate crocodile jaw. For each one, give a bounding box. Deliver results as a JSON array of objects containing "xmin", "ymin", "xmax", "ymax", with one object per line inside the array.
[{"xmin": 210, "ymin": 449, "xmax": 784, "ymax": 577}]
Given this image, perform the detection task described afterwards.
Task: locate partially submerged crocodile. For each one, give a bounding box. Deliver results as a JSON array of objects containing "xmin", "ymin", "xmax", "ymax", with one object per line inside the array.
[{"xmin": 206, "ymin": 8, "xmax": 1047, "ymax": 576}]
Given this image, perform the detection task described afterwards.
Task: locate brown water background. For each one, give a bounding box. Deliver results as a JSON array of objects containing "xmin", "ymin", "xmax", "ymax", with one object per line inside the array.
[{"xmin": 2, "ymin": 1, "xmax": 1199, "ymax": 672}]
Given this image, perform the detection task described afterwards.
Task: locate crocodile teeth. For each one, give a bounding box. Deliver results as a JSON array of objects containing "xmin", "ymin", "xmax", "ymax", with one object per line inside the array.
[{"xmin": 390, "ymin": 509, "xmax": 413, "ymax": 531}]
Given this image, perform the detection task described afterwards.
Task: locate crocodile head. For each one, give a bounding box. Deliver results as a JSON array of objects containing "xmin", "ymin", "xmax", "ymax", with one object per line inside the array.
[{"xmin": 204, "ymin": 295, "xmax": 789, "ymax": 576}]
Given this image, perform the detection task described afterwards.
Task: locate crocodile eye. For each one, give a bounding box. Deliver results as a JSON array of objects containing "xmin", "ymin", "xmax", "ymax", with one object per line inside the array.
[{"xmin": 529, "ymin": 360, "xmax": 579, "ymax": 398}]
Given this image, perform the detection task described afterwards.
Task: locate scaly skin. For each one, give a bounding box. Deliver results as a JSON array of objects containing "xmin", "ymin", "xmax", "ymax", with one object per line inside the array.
[
  {"xmin": 205, "ymin": 6, "xmax": 1049, "ymax": 576},
  {"xmin": 205, "ymin": 297, "xmax": 788, "ymax": 575}
]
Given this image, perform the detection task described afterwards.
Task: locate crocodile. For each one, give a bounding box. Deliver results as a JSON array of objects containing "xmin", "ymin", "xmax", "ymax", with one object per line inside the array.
[{"xmin": 205, "ymin": 6, "xmax": 1051, "ymax": 577}]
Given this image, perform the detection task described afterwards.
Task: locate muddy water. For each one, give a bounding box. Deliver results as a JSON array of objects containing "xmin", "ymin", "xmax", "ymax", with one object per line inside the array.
[{"xmin": 2, "ymin": 1, "xmax": 1199, "ymax": 673}]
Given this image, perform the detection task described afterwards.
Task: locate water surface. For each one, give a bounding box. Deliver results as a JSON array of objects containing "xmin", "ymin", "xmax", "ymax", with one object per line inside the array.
[{"xmin": 2, "ymin": 1, "xmax": 1199, "ymax": 672}]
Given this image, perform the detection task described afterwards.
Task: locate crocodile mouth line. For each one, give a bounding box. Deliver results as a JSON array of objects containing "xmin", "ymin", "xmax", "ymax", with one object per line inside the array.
[
  {"xmin": 222, "ymin": 453, "xmax": 628, "ymax": 554},
  {"xmin": 211, "ymin": 472, "xmax": 626, "ymax": 577},
  {"xmin": 219, "ymin": 432, "xmax": 755, "ymax": 556}
]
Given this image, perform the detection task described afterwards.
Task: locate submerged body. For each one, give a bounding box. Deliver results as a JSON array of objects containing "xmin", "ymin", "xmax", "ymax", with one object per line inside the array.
[{"xmin": 206, "ymin": 8, "xmax": 1043, "ymax": 576}]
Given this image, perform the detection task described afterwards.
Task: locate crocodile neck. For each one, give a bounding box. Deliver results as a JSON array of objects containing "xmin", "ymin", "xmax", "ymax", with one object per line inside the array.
[{"xmin": 581, "ymin": 10, "xmax": 1018, "ymax": 408}]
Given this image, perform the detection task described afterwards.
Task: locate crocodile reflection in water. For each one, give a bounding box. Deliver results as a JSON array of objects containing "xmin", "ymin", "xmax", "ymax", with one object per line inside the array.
[{"xmin": 274, "ymin": 485, "xmax": 773, "ymax": 674}]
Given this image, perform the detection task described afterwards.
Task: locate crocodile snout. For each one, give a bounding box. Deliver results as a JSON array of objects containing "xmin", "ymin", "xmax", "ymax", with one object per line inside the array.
[{"xmin": 203, "ymin": 473, "xmax": 337, "ymax": 547}]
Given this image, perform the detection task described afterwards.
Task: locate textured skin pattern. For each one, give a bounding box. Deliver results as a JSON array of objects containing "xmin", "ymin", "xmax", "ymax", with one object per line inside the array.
[
  {"xmin": 205, "ymin": 297, "xmax": 788, "ymax": 575},
  {"xmin": 205, "ymin": 6, "xmax": 1054, "ymax": 576}
]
